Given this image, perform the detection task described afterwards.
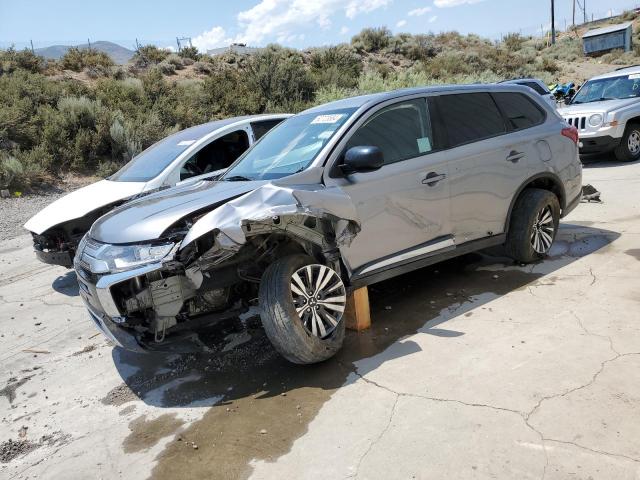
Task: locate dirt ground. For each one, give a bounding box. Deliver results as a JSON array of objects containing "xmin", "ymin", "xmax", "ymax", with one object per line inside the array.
[{"xmin": 1, "ymin": 154, "xmax": 639, "ymax": 480}]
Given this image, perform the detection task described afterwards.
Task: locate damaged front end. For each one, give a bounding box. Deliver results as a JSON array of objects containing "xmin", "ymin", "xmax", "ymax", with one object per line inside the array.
[{"xmin": 74, "ymin": 182, "xmax": 360, "ymax": 352}]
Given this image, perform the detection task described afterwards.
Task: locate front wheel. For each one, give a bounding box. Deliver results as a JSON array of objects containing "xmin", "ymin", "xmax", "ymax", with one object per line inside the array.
[
  {"xmin": 505, "ymin": 189, "xmax": 560, "ymax": 264},
  {"xmin": 259, "ymin": 254, "xmax": 346, "ymax": 364},
  {"xmin": 614, "ymin": 123, "xmax": 640, "ymax": 162}
]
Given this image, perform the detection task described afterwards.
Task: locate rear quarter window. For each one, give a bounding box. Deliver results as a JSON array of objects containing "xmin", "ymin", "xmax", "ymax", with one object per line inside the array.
[
  {"xmin": 492, "ymin": 92, "xmax": 546, "ymax": 131},
  {"xmin": 435, "ymin": 93, "xmax": 506, "ymax": 148}
]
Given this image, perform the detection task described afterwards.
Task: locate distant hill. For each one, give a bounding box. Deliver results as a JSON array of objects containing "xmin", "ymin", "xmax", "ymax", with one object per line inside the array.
[{"xmin": 34, "ymin": 41, "xmax": 134, "ymax": 64}]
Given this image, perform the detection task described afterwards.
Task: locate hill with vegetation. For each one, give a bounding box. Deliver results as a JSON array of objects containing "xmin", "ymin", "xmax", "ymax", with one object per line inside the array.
[
  {"xmin": 34, "ymin": 41, "xmax": 135, "ymax": 64},
  {"xmin": 1, "ymin": 10, "xmax": 640, "ymax": 191}
]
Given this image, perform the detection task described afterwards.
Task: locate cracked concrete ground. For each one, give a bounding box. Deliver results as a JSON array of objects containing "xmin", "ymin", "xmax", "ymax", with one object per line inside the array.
[{"xmin": 1, "ymin": 156, "xmax": 640, "ymax": 480}]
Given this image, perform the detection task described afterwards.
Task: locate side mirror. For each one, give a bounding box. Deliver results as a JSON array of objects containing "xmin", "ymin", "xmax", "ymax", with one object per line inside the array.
[
  {"xmin": 563, "ymin": 96, "xmax": 572, "ymax": 105},
  {"xmin": 340, "ymin": 146, "xmax": 384, "ymax": 175}
]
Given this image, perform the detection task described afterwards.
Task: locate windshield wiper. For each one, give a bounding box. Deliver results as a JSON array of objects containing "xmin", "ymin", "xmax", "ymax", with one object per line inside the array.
[{"xmin": 223, "ymin": 175, "xmax": 253, "ymax": 182}]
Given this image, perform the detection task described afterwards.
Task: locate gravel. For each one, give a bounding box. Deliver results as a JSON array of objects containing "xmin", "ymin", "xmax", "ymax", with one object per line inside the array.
[{"xmin": 0, "ymin": 177, "xmax": 96, "ymax": 241}]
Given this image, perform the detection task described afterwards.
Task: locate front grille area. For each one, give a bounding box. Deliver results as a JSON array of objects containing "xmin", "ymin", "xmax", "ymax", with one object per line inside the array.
[{"xmin": 565, "ymin": 116, "xmax": 587, "ymax": 130}]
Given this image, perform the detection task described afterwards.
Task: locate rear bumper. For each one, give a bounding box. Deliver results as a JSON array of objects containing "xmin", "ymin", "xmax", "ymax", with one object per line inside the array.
[
  {"xmin": 34, "ymin": 248, "xmax": 75, "ymax": 268},
  {"xmin": 579, "ymin": 135, "xmax": 619, "ymax": 155}
]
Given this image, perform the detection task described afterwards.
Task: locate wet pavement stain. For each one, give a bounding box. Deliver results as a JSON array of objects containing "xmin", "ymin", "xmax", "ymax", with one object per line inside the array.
[
  {"xmin": 108, "ymin": 230, "xmax": 618, "ymax": 480},
  {"xmin": 123, "ymin": 414, "xmax": 184, "ymax": 454},
  {"xmin": 0, "ymin": 375, "xmax": 33, "ymax": 404}
]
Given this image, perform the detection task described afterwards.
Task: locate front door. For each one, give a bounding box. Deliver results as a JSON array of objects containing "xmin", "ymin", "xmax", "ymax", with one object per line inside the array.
[{"xmin": 324, "ymin": 97, "xmax": 452, "ymax": 275}]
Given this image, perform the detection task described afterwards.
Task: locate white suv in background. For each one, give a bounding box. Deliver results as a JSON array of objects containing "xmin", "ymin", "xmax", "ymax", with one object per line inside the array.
[{"xmin": 558, "ymin": 65, "xmax": 640, "ymax": 162}]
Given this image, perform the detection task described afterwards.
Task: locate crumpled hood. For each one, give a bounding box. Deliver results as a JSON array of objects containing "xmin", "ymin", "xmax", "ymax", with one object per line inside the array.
[
  {"xmin": 559, "ymin": 97, "xmax": 640, "ymax": 116},
  {"xmin": 24, "ymin": 180, "xmax": 146, "ymax": 235},
  {"xmin": 89, "ymin": 179, "xmax": 266, "ymax": 244}
]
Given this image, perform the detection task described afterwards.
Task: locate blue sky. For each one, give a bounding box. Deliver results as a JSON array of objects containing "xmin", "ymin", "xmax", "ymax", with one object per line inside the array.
[{"xmin": 1, "ymin": 0, "xmax": 637, "ymax": 51}]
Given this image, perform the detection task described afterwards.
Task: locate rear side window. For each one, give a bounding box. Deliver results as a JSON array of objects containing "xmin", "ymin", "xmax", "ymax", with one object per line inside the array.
[
  {"xmin": 520, "ymin": 81, "xmax": 549, "ymax": 95},
  {"xmin": 492, "ymin": 92, "xmax": 545, "ymax": 131},
  {"xmin": 345, "ymin": 98, "xmax": 435, "ymax": 165},
  {"xmin": 436, "ymin": 93, "xmax": 506, "ymax": 147}
]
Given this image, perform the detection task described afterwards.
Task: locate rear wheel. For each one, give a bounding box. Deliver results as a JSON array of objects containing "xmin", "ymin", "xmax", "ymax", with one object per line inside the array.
[
  {"xmin": 259, "ymin": 254, "xmax": 346, "ymax": 364},
  {"xmin": 505, "ymin": 189, "xmax": 560, "ymax": 264},
  {"xmin": 614, "ymin": 123, "xmax": 640, "ymax": 162}
]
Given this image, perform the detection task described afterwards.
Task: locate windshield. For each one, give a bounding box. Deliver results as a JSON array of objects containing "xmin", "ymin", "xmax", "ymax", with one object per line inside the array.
[
  {"xmin": 571, "ymin": 74, "xmax": 640, "ymax": 104},
  {"xmin": 109, "ymin": 123, "xmax": 218, "ymax": 182},
  {"xmin": 222, "ymin": 108, "xmax": 356, "ymax": 181}
]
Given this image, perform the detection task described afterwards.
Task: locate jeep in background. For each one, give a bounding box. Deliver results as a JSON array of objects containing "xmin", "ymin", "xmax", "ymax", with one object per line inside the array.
[
  {"xmin": 74, "ymin": 84, "xmax": 582, "ymax": 364},
  {"xmin": 24, "ymin": 114, "xmax": 290, "ymax": 267},
  {"xmin": 558, "ymin": 65, "xmax": 640, "ymax": 162}
]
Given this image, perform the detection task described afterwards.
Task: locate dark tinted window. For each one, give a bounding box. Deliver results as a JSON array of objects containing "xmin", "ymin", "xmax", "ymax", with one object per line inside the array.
[
  {"xmin": 493, "ymin": 92, "xmax": 545, "ymax": 131},
  {"xmin": 180, "ymin": 130, "xmax": 249, "ymax": 180},
  {"xmin": 345, "ymin": 99, "xmax": 434, "ymax": 165},
  {"xmin": 251, "ymin": 118, "xmax": 285, "ymax": 141},
  {"xmin": 436, "ymin": 93, "xmax": 506, "ymax": 147},
  {"xmin": 520, "ymin": 81, "xmax": 549, "ymax": 95}
]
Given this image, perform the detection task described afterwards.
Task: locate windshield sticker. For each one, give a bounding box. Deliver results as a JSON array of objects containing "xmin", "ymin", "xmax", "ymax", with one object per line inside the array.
[
  {"xmin": 629, "ymin": 74, "xmax": 640, "ymax": 79},
  {"xmin": 177, "ymin": 140, "xmax": 196, "ymax": 146},
  {"xmin": 311, "ymin": 114, "xmax": 345, "ymax": 124},
  {"xmin": 417, "ymin": 137, "xmax": 432, "ymax": 153}
]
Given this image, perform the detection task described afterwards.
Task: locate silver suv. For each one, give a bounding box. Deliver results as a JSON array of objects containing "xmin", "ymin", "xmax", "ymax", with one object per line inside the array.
[
  {"xmin": 74, "ymin": 84, "xmax": 582, "ymax": 364},
  {"xmin": 558, "ymin": 65, "xmax": 640, "ymax": 161}
]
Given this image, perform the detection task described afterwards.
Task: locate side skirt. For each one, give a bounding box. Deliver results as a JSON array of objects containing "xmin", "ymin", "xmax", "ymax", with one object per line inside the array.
[{"xmin": 349, "ymin": 234, "xmax": 506, "ymax": 289}]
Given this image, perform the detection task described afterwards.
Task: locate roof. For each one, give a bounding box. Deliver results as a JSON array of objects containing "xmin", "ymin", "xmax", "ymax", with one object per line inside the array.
[
  {"xmin": 582, "ymin": 22, "xmax": 633, "ymax": 39},
  {"xmin": 162, "ymin": 114, "xmax": 289, "ymax": 142},
  {"xmin": 589, "ymin": 65, "xmax": 640, "ymax": 81},
  {"xmin": 301, "ymin": 83, "xmax": 535, "ymax": 114}
]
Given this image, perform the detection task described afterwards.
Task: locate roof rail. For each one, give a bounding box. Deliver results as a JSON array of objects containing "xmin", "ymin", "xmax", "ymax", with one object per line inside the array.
[{"xmin": 615, "ymin": 64, "xmax": 640, "ymax": 71}]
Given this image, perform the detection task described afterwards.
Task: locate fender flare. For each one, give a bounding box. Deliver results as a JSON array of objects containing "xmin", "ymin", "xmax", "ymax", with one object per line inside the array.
[{"xmin": 503, "ymin": 172, "xmax": 566, "ymax": 235}]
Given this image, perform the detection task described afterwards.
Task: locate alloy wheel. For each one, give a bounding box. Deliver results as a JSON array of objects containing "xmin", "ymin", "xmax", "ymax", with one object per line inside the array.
[
  {"xmin": 290, "ymin": 264, "xmax": 346, "ymax": 339},
  {"xmin": 628, "ymin": 130, "xmax": 640, "ymax": 155},
  {"xmin": 530, "ymin": 205, "xmax": 555, "ymax": 254}
]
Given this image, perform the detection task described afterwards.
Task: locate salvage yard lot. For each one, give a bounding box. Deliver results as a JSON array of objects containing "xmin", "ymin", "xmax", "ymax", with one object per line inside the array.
[{"xmin": 1, "ymin": 156, "xmax": 639, "ymax": 480}]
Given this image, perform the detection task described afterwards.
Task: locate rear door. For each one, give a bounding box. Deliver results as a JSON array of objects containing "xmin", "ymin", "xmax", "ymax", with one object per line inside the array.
[
  {"xmin": 434, "ymin": 92, "xmax": 535, "ymax": 243},
  {"xmin": 324, "ymin": 97, "xmax": 452, "ymax": 275}
]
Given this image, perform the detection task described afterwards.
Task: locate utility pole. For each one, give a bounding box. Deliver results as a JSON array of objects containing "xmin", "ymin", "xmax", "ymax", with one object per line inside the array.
[
  {"xmin": 572, "ymin": 0, "xmax": 576, "ymax": 27},
  {"xmin": 551, "ymin": 0, "xmax": 556, "ymax": 44},
  {"xmin": 584, "ymin": 0, "xmax": 587, "ymax": 24},
  {"xmin": 30, "ymin": 39, "xmax": 34, "ymax": 54}
]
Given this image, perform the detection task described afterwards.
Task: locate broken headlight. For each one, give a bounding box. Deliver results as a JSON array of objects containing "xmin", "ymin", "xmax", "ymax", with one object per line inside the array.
[{"xmin": 92, "ymin": 243, "xmax": 176, "ymax": 273}]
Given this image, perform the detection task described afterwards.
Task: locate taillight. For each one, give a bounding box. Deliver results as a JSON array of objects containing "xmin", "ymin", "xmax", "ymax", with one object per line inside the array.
[{"xmin": 561, "ymin": 126, "xmax": 579, "ymax": 145}]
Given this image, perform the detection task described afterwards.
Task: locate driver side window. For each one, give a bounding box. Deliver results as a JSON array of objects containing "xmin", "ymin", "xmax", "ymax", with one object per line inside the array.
[
  {"xmin": 345, "ymin": 98, "xmax": 434, "ymax": 166},
  {"xmin": 180, "ymin": 130, "xmax": 249, "ymax": 181}
]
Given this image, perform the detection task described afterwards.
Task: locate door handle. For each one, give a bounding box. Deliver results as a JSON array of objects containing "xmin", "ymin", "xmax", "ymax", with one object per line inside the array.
[
  {"xmin": 422, "ymin": 172, "xmax": 446, "ymax": 186},
  {"xmin": 506, "ymin": 150, "xmax": 525, "ymax": 163}
]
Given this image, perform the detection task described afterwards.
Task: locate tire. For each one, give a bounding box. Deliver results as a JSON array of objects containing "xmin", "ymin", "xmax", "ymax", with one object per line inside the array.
[
  {"xmin": 614, "ymin": 123, "xmax": 640, "ymax": 162},
  {"xmin": 505, "ymin": 188, "xmax": 560, "ymax": 264},
  {"xmin": 259, "ymin": 254, "xmax": 346, "ymax": 364}
]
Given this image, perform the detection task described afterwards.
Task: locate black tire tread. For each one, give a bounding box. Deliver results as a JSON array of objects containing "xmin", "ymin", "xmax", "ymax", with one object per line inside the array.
[
  {"xmin": 259, "ymin": 254, "xmax": 345, "ymax": 364},
  {"xmin": 505, "ymin": 188, "xmax": 560, "ymax": 264}
]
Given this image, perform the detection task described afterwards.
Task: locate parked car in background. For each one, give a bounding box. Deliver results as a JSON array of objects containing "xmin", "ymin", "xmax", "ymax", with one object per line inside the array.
[
  {"xmin": 74, "ymin": 84, "xmax": 581, "ymax": 364},
  {"xmin": 24, "ymin": 114, "xmax": 291, "ymax": 267},
  {"xmin": 558, "ymin": 65, "xmax": 640, "ymax": 161},
  {"xmin": 500, "ymin": 78, "xmax": 556, "ymax": 108}
]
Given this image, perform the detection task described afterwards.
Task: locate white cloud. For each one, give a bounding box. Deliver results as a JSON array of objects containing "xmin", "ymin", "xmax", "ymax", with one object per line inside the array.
[
  {"xmin": 232, "ymin": 0, "xmax": 390, "ymax": 45},
  {"xmin": 191, "ymin": 26, "xmax": 232, "ymax": 51},
  {"xmin": 340, "ymin": 26, "xmax": 350, "ymax": 35},
  {"xmin": 408, "ymin": 6, "xmax": 432, "ymax": 16},
  {"xmin": 345, "ymin": 0, "xmax": 391, "ymax": 19},
  {"xmin": 396, "ymin": 19, "xmax": 407, "ymax": 27},
  {"xmin": 434, "ymin": 0, "xmax": 485, "ymax": 7},
  {"xmin": 429, "ymin": 15, "xmax": 438, "ymax": 23}
]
